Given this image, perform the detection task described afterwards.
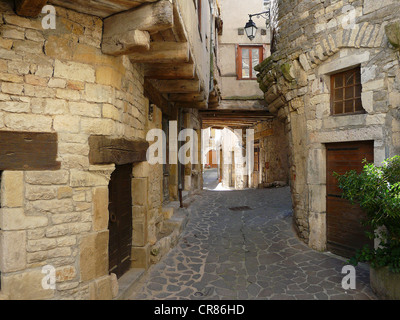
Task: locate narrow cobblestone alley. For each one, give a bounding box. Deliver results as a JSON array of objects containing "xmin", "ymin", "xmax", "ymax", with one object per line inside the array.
[{"xmin": 128, "ymin": 170, "xmax": 377, "ymax": 300}]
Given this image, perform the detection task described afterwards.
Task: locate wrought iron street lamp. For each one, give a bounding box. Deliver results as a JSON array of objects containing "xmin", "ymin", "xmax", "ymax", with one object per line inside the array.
[{"xmin": 244, "ymin": 10, "xmax": 270, "ymax": 41}]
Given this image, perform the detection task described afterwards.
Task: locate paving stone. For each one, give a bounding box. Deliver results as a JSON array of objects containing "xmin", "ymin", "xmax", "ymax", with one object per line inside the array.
[{"xmin": 128, "ymin": 185, "xmax": 377, "ymax": 300}]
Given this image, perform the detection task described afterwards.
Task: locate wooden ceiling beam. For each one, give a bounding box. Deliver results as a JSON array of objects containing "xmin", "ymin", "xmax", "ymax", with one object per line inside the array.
[
  {"xmin": 102, "ymin": 0, "xmax": 173, "ymax": 56},
  {"xmin": 152, "ymin": 79, "xmax": 200, "ymax": 94},
  {"xmin": 15, "ymin": 0, "xmax": 48, "ymax": 17},
  {"xmin": 144, "ymin": 63, "xmax": 195, "ymax": 80},
  {"xmin": 129, "ymin": 41, "xmax": 189, "ymax": 63}
]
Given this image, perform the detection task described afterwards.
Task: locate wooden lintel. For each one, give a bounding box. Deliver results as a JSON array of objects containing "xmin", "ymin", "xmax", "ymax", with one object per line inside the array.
[
  {"xmin": 129, "ymin": 41, "xmax": 189, "ymax": 64},
  {"xmin": 15, "ymin": 0, "xmax": 48, "ymax": 17},
  {"xmin": 0, "ymin": 131, "xmax": 60, "ymax": 170},
  {"xmin": 144, "ymin": 63, "xmax": 195, "ymax": 80},
  {"xmin": 89, "ymin": 136, "xmax": 149, "ymax": 165},
  {"xmin": 103, "ymin": 0, "xmax": 173, "ymax": 55},
  {"xmin": 152, "ymin": 79, "xmax": 200, "ymax": 94}
]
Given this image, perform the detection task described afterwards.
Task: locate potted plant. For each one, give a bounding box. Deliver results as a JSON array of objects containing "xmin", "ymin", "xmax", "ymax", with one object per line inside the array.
[{"xmin": 334, "ymin": 156, "xmax": 400, "ymax": 299}]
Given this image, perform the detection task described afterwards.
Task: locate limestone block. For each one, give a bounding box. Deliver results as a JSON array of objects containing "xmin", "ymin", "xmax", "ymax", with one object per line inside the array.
[
  {"xmin": 0, "ymin": 171, "xmax": 23, "ymax": 208},
  {"xmin": 25, "ymin": 185, "xmax": 57, "ymax": 201},
  {"xmin": 307, "ymin": 148, "xmax": 326, "ymax": 185},
  {"xmin": 308, "ymin": 212, "xmax": 327, "ymax": 252},
  {"xmin": 1, "ymin": 269, "xmax": 55, "ymax": 300},
  {"xmin": 69, "ymin": 102, "xmax": 102, "ymax": 118},
  {"xmin": 96, "ymin": 66, "xmax": 122, "ymax": 89},
  {"xmin": 48, "ymin": 78, "xmax": 67, "ymax": 88},
  {"xmin": 79, "ymin": 231, "xmax": 109, "ymax": 282},
  {"xmin": 132, "ymin": 178, "xmax": 148, "ymax": 206},
  {"xmin": 54, "ymin": 60, "xmax": 95, "ymax": 83},
  {"xmin": 93, "ymin": 187, "xmax": 109, "ymax": 231},
  {"xmin": 132, "ymin": 162, "xmax": 150, "ymax": 178},
  {"xmin": 1, "ymin": 82, "xmax": 24, "ymax": 95},
  {"xmin": 45, "ymin": 222, "xmax": 91, "ymax": 238},
  {"xmin": 309, "ymin": 184, "xmax": 326, "ymax": 213},
  {"xmin": 81, "ymin": 118, "xmax": 115, "ymax": 135},
  {"xmin": 102, "ymin": 104, "xmax": 120, "ymax": 121},
  {"xmin": 361, "ymin": 91, "xmax": 374, "ymax": 113},
  {"xmin": 4, "ymin": 113, "xmax": 52, "ymax": 132},
  {"xmin": 132, "ymin": 206, "xmax": 146, "ymax": 220},
  {"xmin": 25, "ymin": 170, "xmax": 69, "ymax": 186},
  {"xmin": 110, "ymin": 273, "xmax": 119, "ymax": 298},
  {"xmin": 0, "ymin": 208, "xmax": 48, "ymax": 231},
  {"xmin": 53, "ymin": 115, "xmax": 80, "ymax": 133},
  {"xmin": 131, "ymin": 244, "xmax": 150, "ymax": 270},
  {"xmin": 0, "ymin": 230, "xmax": 27, "ymax": 272},
  {"xmin": 90, "ymin": 275, "xmax": 113, "ymax": 300},
  {"xmin": 84, "ymin": 83, "xmax": 114, "ymax": 103},
  {"xmin": 70, "ymin": 170, "xmax": 109, "ymax": 187},
  {"xmin": 27, "ymin": 238, "xmax": 57, "ymax": 252},
  {"xmin": 363, "ymin": 79, "xmax": 385, "ymax": 91}
]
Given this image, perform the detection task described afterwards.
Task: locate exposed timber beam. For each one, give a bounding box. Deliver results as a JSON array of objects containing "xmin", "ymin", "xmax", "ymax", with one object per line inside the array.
[
  {"xmin": 15, "ymin": 0, "xmax": 48, "ymax": 17},
  {"xmin": 175, "ymin": 101, "xmax": 208, "ymax": 109},
  {"xmin": 168, "ymin": 92, "xmax": 206, "ymax": 102},
  {"xmin": 144, "ymin": 63, "xmax": 195, "ymax": 80},
  {"xmin": 152, "ymin": 79, "xmax": 200, "ymax": 94},
  {"xmin": 102, "ymin": 30, "xmax": 150, "ymax": 56},
  {"xmin": 102, "ymin": 0, "xmax": 173, "ymax": 56},
  {"xmin": 129, "ymin": 41, "xmax": 189, "ymax": 63}
]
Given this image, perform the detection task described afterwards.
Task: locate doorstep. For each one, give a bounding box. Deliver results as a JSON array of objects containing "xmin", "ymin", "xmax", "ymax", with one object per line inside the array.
[{"xmin": 114, "ymin": 268, "xmax": 146, "ymax": 300}]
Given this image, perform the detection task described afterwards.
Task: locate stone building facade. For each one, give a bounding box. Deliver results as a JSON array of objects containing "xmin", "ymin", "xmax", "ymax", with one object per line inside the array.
[
  {"xmin": 256, "ymin": 0, "xmax": 400, "ymax": 252},
  {"xmin": 0, "ymin": 0, "xmax": 218, "ymax": 300}
]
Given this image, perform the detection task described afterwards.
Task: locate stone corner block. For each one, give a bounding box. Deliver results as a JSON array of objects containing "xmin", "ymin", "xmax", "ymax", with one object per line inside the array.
[
  {"xmin": 131, "ymin": 244, "xmax": 150, "ymax": 270},
  {"xmin": 79, "ymin": 231, "xmax": 109, "ymax": 282}
]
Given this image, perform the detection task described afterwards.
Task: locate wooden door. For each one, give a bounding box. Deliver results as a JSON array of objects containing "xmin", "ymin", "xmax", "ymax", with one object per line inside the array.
[
  {"xmin": 326, "ymin": 141, "xmax": 374, "ymax": 258},
  {"xmin": 108, "ymin": 164, "xmax": 133, "ymax": 278}
]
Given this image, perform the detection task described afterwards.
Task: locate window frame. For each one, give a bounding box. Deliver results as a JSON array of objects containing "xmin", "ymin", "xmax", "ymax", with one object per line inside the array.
[
  {"xmin": 236, "ymin": 45, "xmax": 264, "ymax": 80},
  {"xmin": 330, "ymin": 66, "xmax": 365, "ymax": 116}
]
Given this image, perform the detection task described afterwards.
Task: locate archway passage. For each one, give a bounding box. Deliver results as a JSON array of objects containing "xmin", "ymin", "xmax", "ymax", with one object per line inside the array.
[
  {"xmin": 108, "ymin": 163, "xmax": 133, "ymax": 279},
  {"xmin": 326, "ymin": 141, "xmax": 374, "ymax": 258}
]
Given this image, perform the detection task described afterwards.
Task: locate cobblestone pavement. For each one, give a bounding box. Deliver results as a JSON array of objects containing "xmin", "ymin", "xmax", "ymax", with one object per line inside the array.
[{"xmin": 129, "ymin": 171, "xmax": 377, "ymax": 300}]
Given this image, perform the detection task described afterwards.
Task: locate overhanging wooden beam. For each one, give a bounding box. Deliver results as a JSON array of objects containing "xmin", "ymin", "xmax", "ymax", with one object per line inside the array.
[
  {"xmin": 168, "ymin": 92, "xmax": 206, "ymax": 102},
  {"xmin": 129, "ymin": 41, "xmax": 189, "ymax": 63},
  {"xmin": 102, "ymin": 0, "xmax": 173, "ymax": 56},
  {"xmin": 152, "ymin": 79, "xmax": 200, "ymax": 94},
  {"xmin": 175, "ymin": 101, "xmax": 208, "ymax": 109},
  {"xmin": 15, "ymin": 0, "xmax": 48, "ymax": 17},
  {"xmin": 102, "ymin": 30, "xmax": 150, "ymax": 56},
  {"xmin": 144, "ymin": 63, "xmax": 195, "ymax": 80}
]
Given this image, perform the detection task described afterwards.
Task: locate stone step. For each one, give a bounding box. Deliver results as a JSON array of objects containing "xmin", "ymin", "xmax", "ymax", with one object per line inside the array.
[{"xmin": 114, "ymin": 268, "xmax": 145, "ymax": 300}]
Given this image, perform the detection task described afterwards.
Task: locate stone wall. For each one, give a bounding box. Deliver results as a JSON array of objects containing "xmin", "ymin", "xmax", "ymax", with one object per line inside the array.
[
  {"xmin": 0, "ymin": 1, "xmax": 158, "ymax": 299},
  {"xmin": 250, "ymin": 118, "xmax": 289, "ymax": 188},
  {"xmin": 256, "ymin": 0, "xmax": 400, "ymax": 249}
]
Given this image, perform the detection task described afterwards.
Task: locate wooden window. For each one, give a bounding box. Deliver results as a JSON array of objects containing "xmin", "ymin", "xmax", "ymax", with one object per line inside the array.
[
  {"xmin": 330, "ymin": 67, "xmax": 364, "ymax": 115},
  {"xmin": 237, "ymin": 46, "xmax": 263, "ymax": 80}
]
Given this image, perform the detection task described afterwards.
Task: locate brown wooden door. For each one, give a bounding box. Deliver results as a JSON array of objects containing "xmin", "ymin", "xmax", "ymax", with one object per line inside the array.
[
  {"xmin": 108, "ymin": 164, "xmax": 133, "ymax": 279},
  {"xmin": 326, "ymin": 141, "xmax": 374, "ymax": 258}
]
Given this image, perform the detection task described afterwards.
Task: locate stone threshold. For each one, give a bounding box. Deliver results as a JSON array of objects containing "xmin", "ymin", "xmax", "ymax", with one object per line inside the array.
[{"xmin": 114, "ymin": 268, "xmax": 146, "ymax": 300}]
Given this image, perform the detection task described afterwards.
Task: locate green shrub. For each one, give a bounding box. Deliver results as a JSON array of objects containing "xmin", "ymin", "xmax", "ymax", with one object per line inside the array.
[{"xmin": 334, "ymin": 156, "xmax": 400, "ymax": 272}]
